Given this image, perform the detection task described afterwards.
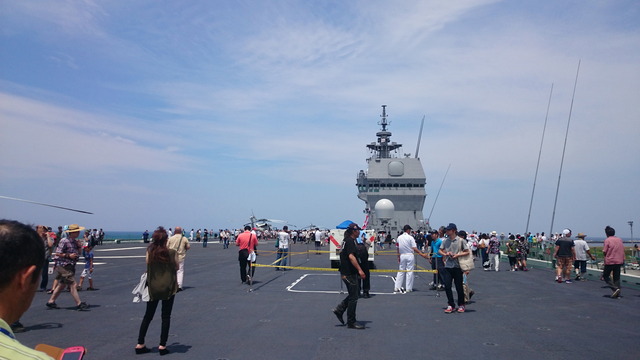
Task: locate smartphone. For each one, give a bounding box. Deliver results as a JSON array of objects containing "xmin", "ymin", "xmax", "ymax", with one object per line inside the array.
[{"xmin": 60, "ymin": 346, "xmax": 86, "ymax": 360}]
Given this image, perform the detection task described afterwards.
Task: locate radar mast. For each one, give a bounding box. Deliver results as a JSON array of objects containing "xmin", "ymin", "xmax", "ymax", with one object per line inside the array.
[{"xmin": 366, "ymin": 105, "xmax": 402, "ymax": 159}]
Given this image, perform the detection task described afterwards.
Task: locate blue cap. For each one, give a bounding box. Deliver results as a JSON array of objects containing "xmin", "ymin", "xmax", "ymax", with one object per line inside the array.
[{"xmin": 444, "ymin": 223, "xmax": 457, "ymax": 231}]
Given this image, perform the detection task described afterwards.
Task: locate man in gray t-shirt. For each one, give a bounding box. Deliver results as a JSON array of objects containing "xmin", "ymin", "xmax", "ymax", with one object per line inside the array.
[{"xmin": 438, "ymin": 223, "xmax": 470, "ymax": 313}]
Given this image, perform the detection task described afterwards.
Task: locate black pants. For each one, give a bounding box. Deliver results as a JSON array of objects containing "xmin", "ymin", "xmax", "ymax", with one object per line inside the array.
[
  {"xmin": 238, "ymin": 249, "xmax": 249, "ymax": 282},
  {"xmin": 137, "ymin": 295, "xmax": 175, "ymax": 347},
  {"xmin": 358, "ymin": 259, "xmax": 370, "ymax": 293},
  {"xmin": 442, "ymin": 267, "xmax": 465, "ymax": 307},
  {"xmin": 603, "ymin": 264, "xmax": 621, "ymax": 291},
  {"xmin": 40, "ymin": 259, "xmax": 49, "ymax": 290},
  {"xmin": 432, "ymin": 257, "xmax": 445, "ymax": 285},
  {"xmin": 335, "ymin": 274, "xmax": 359, "ymax": 325}
]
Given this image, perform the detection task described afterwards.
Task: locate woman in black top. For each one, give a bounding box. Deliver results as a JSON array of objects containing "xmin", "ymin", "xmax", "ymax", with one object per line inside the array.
[{"xmin": 135, "ymin": 227, "xmax": 178, "ymax": 356}]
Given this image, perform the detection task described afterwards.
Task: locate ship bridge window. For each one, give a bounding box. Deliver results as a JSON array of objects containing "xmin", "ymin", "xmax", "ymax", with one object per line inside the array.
[
  {"xmin": 400, "ymin": 184, "xmax": 406, "ymax": 188},
  {"xmin": 393, "ymin": 183, "xmax": 399, "ymax": 188},
  {"xmin": 406, "ymin": 184, "xmax": 412, "ymax": 188}
]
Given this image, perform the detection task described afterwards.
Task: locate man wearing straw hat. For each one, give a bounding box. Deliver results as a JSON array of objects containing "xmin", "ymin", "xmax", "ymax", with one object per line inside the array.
[
  {"xmin": 45, "ymin": 224, "xmax": 89, "ymax": 311},
  {"xmin": 573, "ymin": 233, "xmax": 595, "ymax": 281}
]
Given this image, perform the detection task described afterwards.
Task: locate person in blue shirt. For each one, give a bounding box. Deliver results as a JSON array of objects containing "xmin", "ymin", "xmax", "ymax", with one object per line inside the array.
[
  {"xmin": 77, "ymin": 245, "xmax": 96, "ymax": 291},
  {"xmin": 356, "ymin": 232, "xmax": 371, "ymax": 298},
  {"xmin": 429, "ymin": 228, "xmax": 445, "ymax": 290}
]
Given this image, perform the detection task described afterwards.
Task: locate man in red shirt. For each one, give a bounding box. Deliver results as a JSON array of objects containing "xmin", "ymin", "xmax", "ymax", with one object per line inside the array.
[
  {"xmin": 235, "ymin": 226, "xmax": 257, "ymax": 284},
  {"xmin": 602, "ymin": 226, "xmax": 625, "ymax": 299}
]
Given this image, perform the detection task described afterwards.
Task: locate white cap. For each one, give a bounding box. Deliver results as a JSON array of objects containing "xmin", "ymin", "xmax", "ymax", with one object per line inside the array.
[{"xmin": 562, "ymin": 229, "xmax": 571, "ymax": 236}]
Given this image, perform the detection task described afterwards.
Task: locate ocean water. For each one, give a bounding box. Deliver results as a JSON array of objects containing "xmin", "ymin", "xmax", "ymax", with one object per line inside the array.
[{"xmin": 103, "ymin": 231, "xmax": 146, "ymax": 241}]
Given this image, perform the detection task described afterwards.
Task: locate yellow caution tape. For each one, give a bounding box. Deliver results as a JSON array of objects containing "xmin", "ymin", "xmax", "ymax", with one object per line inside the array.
[{"xmin": 252, "ymin": 263, "xmax": 436, "ymax": 273}]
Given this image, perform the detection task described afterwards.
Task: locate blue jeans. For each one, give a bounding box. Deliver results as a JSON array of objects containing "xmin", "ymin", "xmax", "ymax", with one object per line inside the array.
[
  {"xmin": 480, "ymin": 248, "xmax": 488, "ymax": 267},
  {"xmin": 275, "ymin": 248, "xmax": 288, "ymax": 269}
]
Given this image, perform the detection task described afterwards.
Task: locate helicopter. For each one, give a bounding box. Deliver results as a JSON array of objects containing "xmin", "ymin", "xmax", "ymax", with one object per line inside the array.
[{"xmin": 243, "ymin": 212, "xmax": 292, "ymax": 232}]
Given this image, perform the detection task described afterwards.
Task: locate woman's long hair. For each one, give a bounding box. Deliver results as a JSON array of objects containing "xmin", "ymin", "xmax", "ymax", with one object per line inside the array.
[{"xmin": 148, "ymin": 227, "xmax": 171, "ymax": 263}]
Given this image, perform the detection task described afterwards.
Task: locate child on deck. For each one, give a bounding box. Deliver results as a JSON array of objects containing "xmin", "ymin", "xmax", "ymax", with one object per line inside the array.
[{"xmin": 77, "ymin": 245, "xmax": 97, "ymax": 291}]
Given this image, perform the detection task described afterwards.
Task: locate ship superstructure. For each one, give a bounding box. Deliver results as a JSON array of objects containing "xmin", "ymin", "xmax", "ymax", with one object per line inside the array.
[{"xmin": 357, "ymin": 105, "xmax": 428, "ymax": 234}]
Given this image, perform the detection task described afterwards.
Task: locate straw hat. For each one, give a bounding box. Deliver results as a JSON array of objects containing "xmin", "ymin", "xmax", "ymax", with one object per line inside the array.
[
  {"xmin": 66, "ymin": 224, "xmax": 85, "ymax": 233},
  {"xmin": 576, "ymin": 233, "xmax": 587, "ymax": 238}
]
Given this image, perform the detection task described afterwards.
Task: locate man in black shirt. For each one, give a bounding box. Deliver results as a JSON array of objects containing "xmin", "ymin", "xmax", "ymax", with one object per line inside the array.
[
  {"xmin": 332, "ymin": 223, "xmax": 366, "ymax": 329},
  {"xmin": 553, "ymin": 228, "xmax": 576, "ymax": 283}
]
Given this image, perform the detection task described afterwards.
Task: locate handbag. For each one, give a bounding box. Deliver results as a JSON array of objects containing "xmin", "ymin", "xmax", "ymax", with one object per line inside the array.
[
  {"xmin": 132, "ymin": 272, "xmax": 150, "ymax": 303},
  {"xmin": 458, "ymin": 240, "xmax": 474, "ymax": 272},
  {"xmin": 247, "ymin": 233, "xmax": 257, "ymax": 262}
]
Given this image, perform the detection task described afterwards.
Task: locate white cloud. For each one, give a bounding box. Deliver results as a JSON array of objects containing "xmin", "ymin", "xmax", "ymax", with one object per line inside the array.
[{"xmin": 0, "ymin": 92, "xmax": 193, "ymax": 178}]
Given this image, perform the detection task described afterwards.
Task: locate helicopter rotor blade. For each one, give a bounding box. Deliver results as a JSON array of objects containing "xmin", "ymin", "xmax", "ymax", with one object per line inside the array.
[{"xmin": 0, "ymin": 195, "xmax": 94, "ymax": 215}]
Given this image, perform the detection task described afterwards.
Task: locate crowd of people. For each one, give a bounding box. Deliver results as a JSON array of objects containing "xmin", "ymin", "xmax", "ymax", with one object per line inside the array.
[
  {"xmin": 145, "ymin": 227, "xmax": 333, "ymax": 248},
  {"xmin": 339, "ymin": 223, "xmax": 630, "ymax": 320},
  {"xmin": 0, "ymin": 218, "xmax": 631, "ymax": 358}
]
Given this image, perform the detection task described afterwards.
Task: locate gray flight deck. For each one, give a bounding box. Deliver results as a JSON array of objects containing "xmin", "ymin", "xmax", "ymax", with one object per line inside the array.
[{"xmin": 15, "ymin": 241, "xmax": 640, "ymax": 359}]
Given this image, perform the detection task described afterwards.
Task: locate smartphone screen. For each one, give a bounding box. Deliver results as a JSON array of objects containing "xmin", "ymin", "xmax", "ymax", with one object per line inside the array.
[
  {"xmin": 60, "ymin": 347, "xmax": 85, "ymax": 360},
  {"xmin": 60, "ymin": 352, "xmax": 83, "ymax": 360}
]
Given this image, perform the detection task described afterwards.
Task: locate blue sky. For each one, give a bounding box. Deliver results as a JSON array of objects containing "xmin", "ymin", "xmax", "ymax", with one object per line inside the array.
[{"xmin": 1, "ymin": 0, "xmax": 639, "ymax": 238}]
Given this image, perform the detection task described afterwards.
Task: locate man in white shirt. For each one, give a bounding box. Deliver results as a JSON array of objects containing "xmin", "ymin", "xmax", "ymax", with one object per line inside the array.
[
  {"xmin": 275, "ymin": 226, "xmax": 291, "ymax": 271},
  {"xmin": 314, "ymin": 228, "xmax": 323, "ymax": 254},
  {"xmin": 540, "ymin": 232, "xmax": 548, "ymax": 250},
  {"xmin": 573, "ymin": 233, "xmax": 595, "ymax": 281},
  {"xmin": 393, "ymin": 225, "xmax": 428, "ymax": 293}
]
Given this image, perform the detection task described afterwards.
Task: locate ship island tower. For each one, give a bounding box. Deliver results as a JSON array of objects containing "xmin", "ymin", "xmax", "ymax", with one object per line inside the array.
[{"xmin": 357, "ymin": 105, "xmax": 428, "ymax": 234}]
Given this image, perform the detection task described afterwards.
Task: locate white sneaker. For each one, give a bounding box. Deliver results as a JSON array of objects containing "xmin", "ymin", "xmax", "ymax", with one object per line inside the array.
[{"xmin": 611, "ymin": 289, "xmax": 621, "ymax": 299}]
